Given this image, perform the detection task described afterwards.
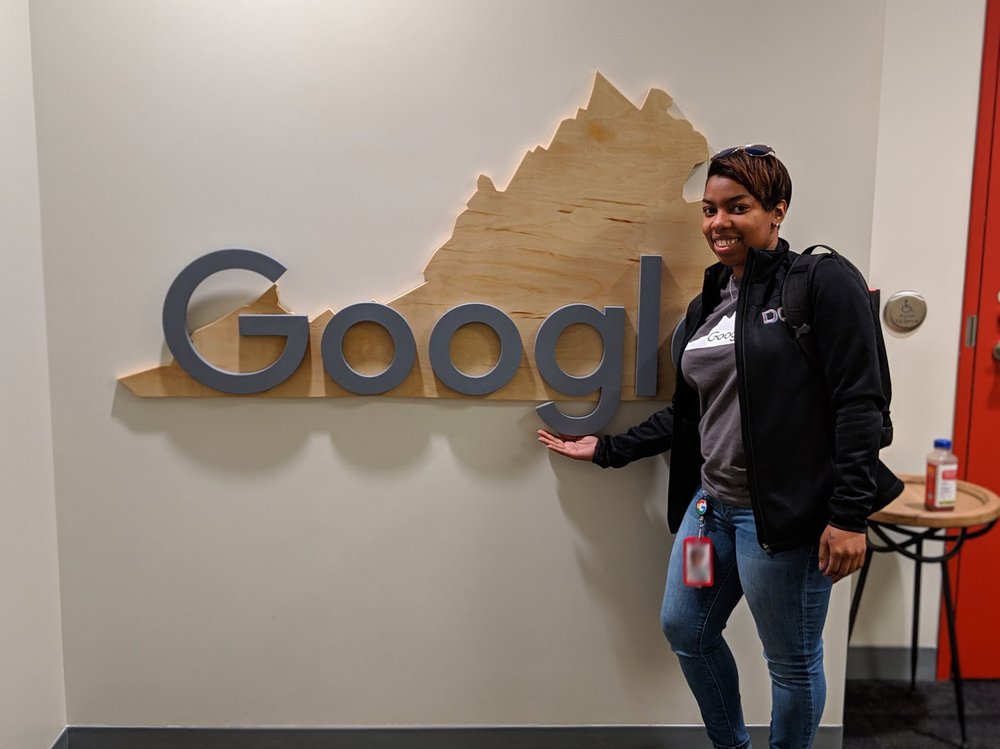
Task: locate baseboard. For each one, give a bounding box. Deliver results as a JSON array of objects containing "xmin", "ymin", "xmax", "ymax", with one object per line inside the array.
[
  {"xmin": 57, "ymin": 724, "xmax": 843, "ymax": 748},
  {"xmin": 51, "ymin": 728, "xmax": 69, "ymax": 749},
  {"xmin": 847, "ymin": 644, "xmax": 937, "ymax": 681}
]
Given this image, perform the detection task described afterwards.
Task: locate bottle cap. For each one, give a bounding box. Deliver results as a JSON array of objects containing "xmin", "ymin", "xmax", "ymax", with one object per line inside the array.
[{"xmin": 934, "ymin": 438, "xmax": 953, "ymax": 449}]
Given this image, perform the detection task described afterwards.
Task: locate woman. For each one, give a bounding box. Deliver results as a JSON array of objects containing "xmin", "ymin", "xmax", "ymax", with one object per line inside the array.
[{"xmin": 538, "ymin": 145, "xmax": 900, "ymax": 749}]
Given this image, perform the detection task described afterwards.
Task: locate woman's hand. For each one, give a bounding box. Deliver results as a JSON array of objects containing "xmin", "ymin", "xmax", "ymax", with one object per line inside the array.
[
  {"xmin": 537, "ymin": 429, "xmax": 598, "ymax": 462},
  {"xmin": 818, "ymin": 525, "xmax": 868, "ymax": 583}
]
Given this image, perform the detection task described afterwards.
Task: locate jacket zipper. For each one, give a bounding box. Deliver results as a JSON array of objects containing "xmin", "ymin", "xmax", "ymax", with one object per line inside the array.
[{"xmin": 736, "ymin": 250, "xmax": 773, "ymax": 554}]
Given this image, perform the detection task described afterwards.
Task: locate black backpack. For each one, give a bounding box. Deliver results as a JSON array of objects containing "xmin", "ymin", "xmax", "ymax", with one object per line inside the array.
[{"xmin": 781, "ymin": 245, "xmax": 894, "ymax": 448}]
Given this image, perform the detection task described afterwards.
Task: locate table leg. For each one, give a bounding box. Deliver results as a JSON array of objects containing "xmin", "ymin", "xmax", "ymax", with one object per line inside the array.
[
  {"xmin": 849, "ymin": 547, "xmax": 875, "ymax": 640},
  {"xmin": 910, "ymin": 540, "xmax": 922, "ymax": 691},
  {"xmin": 940, "ymin": 559, "xmax": 967, "ymax": 748}
]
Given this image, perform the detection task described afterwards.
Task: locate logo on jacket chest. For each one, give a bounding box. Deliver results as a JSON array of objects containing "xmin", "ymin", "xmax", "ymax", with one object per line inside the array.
[{"xmin": 761, "ymin": 306, "xmax": 786, "ymax": 325}]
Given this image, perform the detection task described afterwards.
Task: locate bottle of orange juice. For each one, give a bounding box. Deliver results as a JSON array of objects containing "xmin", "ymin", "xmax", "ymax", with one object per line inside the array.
[{"xmin": 925, "ymin": 438, "xmax": 958, "ymax": 511}]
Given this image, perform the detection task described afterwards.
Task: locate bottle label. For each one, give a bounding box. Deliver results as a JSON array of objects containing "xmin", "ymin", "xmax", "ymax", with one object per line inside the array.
[
  {"xmin": 937, "ymin": 467, "xmax": 958, "ymax": 506},
  {"xmin": 926, "ymin": 463, "xmax": 958, "ymax": 510}
]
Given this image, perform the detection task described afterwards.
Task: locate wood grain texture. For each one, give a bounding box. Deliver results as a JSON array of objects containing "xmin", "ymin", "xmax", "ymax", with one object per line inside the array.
[
  {"xmin": 120, "ymin": 73, "xmax": 712, "ymax": 399},
  {"xmin": 871, "ymin": 474, "xmax": 1000, "ymax": 528}
]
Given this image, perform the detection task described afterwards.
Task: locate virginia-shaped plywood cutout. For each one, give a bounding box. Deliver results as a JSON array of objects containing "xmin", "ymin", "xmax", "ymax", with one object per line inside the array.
[{"xmin": 120, "ymin": 73, "xmax": 712, "ymax": 400}]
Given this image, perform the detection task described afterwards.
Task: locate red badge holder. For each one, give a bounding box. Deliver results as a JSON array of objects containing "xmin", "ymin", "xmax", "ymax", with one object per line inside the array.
[{"xmin": 683, "ymin": 497, "xmax": 714, "ymax": 588}]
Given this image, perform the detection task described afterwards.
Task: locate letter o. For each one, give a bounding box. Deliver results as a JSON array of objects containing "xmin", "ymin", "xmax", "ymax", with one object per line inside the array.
[
  {"xmin": 428, "ymin": 304, "xmax": 523, "ymax": 395},
  {"xmin": 321, "ymin": 303, "xmax": 416, "ymax": 395}
]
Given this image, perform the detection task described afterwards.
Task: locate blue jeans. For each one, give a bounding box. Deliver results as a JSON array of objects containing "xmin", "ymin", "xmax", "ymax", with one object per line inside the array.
[{"xmin": 660, "ymin": 489, "xmax": 833, "ymax": 749}]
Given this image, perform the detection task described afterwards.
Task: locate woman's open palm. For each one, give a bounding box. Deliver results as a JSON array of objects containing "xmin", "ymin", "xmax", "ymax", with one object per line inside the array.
[{"xmin": 537, "ymin": 430, "xmax": 598, "ymax": 461}]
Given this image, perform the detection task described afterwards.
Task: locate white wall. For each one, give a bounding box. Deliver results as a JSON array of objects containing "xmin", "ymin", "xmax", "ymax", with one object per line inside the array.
[
  {"xmin": 0, "ymin": 0, "xmax": 67, "ymax": 745},
  {"xmin": 856, "ymin": 0, "xmax": 986, "ymax": 650},
  {"xmin": 23, "ymin": 0, "xmax": 983, "ymax": 733}
]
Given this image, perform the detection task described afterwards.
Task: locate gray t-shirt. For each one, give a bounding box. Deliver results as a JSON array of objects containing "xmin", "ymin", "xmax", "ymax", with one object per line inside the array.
[{"xmin": 682, "ymin": 278, "xmax": 751, "ymax": 506}]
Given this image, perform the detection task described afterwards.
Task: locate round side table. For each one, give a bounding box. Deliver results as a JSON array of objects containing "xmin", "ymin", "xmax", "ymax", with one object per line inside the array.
[{"xmin": 848, "ymin": 474, "xmax": 1000, "ymax": 747}]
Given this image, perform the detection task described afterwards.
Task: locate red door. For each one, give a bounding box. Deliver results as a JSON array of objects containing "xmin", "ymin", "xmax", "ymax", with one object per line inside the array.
[{"xmin": 944, "ymin": 0, "xmax": 1000, "ymax": 680}]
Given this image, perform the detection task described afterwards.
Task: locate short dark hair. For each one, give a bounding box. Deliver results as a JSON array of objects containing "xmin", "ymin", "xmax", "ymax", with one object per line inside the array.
[{"xmin": 707, "ymin": 150, "xmax": 792, "ymax": 211}]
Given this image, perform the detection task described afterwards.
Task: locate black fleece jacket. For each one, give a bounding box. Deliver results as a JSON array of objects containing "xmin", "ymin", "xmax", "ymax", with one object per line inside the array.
[{"xmin": 594, "ymin": 240, "xmax": 902, "ymax": 553}]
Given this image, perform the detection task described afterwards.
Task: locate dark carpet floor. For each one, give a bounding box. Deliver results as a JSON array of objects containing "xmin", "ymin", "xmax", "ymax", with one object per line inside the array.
[{"xmin": 844, "ymin": 679, "xmax": 1000, "ymax": 748}]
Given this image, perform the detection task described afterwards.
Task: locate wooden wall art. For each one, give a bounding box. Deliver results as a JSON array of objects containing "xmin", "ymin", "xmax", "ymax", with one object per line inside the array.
[{"xmin": 119, "ymin": 73, "xmax": 712, "ymax": 402}]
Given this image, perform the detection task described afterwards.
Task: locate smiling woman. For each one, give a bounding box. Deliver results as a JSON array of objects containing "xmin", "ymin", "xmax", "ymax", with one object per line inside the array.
[
  {"xmin": 538, "ymin": 144, "xmax": 899, "ymax": 749},
  {"xmin": 701, "ymin": 146, "xmax": 790, "ymax": 278}
]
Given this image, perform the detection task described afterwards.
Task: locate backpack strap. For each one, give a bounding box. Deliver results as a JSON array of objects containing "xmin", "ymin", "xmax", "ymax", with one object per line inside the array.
[{"xmin": 781, "ymin": 245, "xmax": 838, "ymax": 339}]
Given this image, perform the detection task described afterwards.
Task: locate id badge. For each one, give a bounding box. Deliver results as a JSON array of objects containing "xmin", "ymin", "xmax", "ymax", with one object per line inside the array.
[{"xmin": 683, "ymin": 536, "xmax": 715, "ymax": 588}]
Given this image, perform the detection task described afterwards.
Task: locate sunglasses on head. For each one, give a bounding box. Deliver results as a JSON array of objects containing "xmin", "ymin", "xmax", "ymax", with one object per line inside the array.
[{"xmin": 710, "ymin": 144, "xmax": 776, "ymax": 161}]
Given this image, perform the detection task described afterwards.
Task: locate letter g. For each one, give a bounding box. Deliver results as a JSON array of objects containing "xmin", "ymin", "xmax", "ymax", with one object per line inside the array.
[{"xmin": 162, "ymin": 249, "xmax": 308, "ymax": 394}]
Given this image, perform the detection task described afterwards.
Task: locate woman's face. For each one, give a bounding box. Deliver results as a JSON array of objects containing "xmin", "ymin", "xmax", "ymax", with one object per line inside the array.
[{"xmin": 701, "ymin": 175, "xmax": 787, "ymax": 279}]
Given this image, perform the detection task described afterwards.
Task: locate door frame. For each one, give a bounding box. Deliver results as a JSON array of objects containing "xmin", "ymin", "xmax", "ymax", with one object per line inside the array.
[{"xmin": 941, "ymin": 0, "xmax": 1000, "ymax": 680}]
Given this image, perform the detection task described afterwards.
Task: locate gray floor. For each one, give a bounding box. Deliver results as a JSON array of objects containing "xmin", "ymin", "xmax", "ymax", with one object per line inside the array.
[{"xmin": 844, "ymin": 679, "xmax": 1000, "ymax": 748}]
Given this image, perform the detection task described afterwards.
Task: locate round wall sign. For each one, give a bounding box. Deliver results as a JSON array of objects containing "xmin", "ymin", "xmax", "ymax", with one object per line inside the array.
[{"xmin": 883, "ymin": 291, "xmax": 927, "ymax": 332}]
